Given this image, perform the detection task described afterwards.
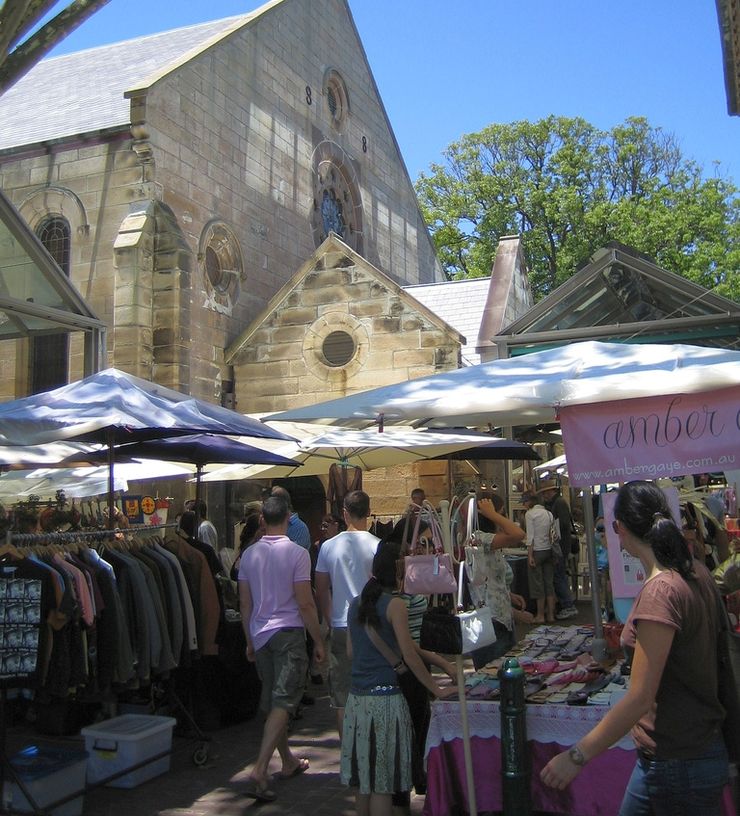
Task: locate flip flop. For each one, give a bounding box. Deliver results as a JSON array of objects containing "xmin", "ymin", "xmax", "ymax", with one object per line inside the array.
[
  {"xmin": 277, "ymin": 758, "xmax": 309, "ymax": 780},
  {"xmin": 243, "ymin": 781, "xmax": 277, "ymax": 803}
]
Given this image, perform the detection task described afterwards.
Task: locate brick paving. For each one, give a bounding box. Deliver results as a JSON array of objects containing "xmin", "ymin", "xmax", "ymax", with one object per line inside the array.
[{"xmin": 4, "ymin": 600, "xmax": 601, "ymax": 815}]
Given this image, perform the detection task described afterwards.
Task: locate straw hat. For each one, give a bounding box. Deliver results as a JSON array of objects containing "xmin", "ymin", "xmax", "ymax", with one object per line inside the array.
[{"xmin": 536, "ymin": 479, "xmax": 560, "ymax": 494}]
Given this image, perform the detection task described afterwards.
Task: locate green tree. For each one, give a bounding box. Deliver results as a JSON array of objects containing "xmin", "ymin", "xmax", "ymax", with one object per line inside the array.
[{"xmin": 415, "ymin": 116, "xmax": 740, "ymax": 302}]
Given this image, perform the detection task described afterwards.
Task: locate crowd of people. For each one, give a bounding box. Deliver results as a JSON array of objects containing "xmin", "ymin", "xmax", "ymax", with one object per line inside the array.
[{"xmin": 177, "ymin": 479, "xmax": 736, "ymax": 816}]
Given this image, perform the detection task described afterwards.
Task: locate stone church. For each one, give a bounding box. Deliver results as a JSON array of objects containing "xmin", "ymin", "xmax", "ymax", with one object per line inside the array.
[{"xmin": 0, "ymin": 0, "xmax": 534, "ymax": 533}]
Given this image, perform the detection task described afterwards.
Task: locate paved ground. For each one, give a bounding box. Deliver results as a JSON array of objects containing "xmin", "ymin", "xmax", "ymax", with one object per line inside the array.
[{"xmin": 4, "ymin": 600, "xmax": 600, "ymax": 816}]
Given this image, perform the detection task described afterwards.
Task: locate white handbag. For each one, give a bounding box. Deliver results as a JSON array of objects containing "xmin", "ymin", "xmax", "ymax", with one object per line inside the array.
[{"xmin": 457, "ymin": 548, "xmax": 497, "ymax": 654}]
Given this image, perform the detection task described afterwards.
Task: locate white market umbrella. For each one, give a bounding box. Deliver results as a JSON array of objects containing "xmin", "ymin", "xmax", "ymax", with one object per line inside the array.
[
  {"xmin": 263, "ymin": 341, "xmax": 740, "ymax": 429},
  {"xmin": 201, "ymin": 426, "xmax": 534, "ymax": 482},
  {"xmin": 0, "ymin": 459, "xmax": 194, "ymax": 500},
  {"xmin": 533, "ymin": 453, "xmax": 568, "ymax": 478}
]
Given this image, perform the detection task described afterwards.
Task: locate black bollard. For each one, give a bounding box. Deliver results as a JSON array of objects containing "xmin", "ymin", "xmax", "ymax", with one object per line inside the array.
[{"xmin": 499, "ymin": 657, "xmax": 530, "ymax": 816}]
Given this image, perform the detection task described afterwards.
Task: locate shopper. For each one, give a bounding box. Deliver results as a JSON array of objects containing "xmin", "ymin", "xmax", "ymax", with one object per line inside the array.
[
  {"xmin": 315, "ymin": 490, "xmax": 378, "ymax": 737},
  {"xmin": 539, "ymin": 480, "xmax": 578, "ymax": 619},
  {"xmin": 540, "ymin": 480, "xmax": 730, "ymax": 815},
  {"xmin": 238, "ymin": 494, "xmax": 325, "ymax": 803},
  {"xmin": 388, "ymin": 523, "xmax": 457, "ymax": 810},
  {"xmin": 271, "ymin": 485, "xmax": 311, "ymax": 550},
  {"xmin": 340, "ymin": 538, "xmax": 458, "ymax": 816},
  {"xmin": 522, "ymin": 491, "xmax": 556, "ymax": 624},
  {"xmin": 469, "ymin": 493, "xmax": 528, "ymax": 669}
]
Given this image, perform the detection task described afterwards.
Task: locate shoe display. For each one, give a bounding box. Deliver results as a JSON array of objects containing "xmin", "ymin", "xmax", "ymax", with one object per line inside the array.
[{"xmin": 555, "ymin": 607, "xmax": 578, "ymax": 620}]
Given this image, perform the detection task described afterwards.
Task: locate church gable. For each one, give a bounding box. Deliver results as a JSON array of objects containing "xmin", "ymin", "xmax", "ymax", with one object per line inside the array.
[{"xmin": 226, "ymin": 235, "xmax": 462, "ymax": 416}]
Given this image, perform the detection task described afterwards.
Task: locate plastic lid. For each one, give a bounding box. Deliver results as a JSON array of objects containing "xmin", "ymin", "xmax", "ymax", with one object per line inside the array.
[
  {"xmin": 81, "ymin": 714, "xmax": 176, "ymax": 740},
  {"xmin": 10, "ymin": 745, "xmax": 88, "ymax": 780}
]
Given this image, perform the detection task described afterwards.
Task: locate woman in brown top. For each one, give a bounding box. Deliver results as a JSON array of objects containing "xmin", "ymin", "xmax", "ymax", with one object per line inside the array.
[{"xmin": 541, "ymin": 480, "xmax": 730, "ymax": 816}]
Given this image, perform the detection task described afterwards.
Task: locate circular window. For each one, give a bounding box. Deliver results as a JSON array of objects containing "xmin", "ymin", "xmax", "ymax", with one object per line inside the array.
[
  {"xmin": 322, "ymin": 330, "xmax": 356, "ymax": 367},
  {"xmin": 310, "ymin": 142, "xmax": 363, "ymax": 253},
  {"xmin": 199, "ymin": 220, "xmax": 244, "ymax": 314},
  {"xmin": 205, "ymin": 245, "xmax": 226, "ymax": 292},
  {"xmin": 323, "ymin": 69, "xmax": 349, "ymax": 130},
  {"xmin": 327, "ymin": 87, "xmax": 338, "ymax": 118}
]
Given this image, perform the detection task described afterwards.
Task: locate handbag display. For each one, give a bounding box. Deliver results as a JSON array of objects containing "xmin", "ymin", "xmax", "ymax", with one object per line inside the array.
[
  {"xmin": 464, "ymin": 542, "xmax": 489, "ymax": 587},
  {"xmin": 403, "ymin": 502, "xmax": 457, "ymax": 595},
  {"xmin": 419, "ymin": 551, "xmax": 497, "ymax": 655},
  {"xmin": 403, "ymin": 552, "xmax": 457, "ymax": 595}
]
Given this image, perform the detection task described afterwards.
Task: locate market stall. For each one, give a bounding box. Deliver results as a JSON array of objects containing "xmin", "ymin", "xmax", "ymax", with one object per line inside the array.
[{"xmin": 423, "ymin": 624, "xmax": 736, "ymax": 816}]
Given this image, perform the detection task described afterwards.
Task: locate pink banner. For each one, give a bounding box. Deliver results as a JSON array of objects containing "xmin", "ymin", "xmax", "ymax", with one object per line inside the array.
[{"xmin": 560, "ymin": 386, "xmax": 740, "ymax": 487}]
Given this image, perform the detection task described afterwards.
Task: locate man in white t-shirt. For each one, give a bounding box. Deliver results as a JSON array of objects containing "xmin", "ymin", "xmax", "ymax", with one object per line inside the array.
[
  {"xmin": 523, "ymin": 492, "xmax": 556, "ymax": 624},
  {"xmin": 315, "ymin": 489, "xmax": 378, "ymax": 736}
]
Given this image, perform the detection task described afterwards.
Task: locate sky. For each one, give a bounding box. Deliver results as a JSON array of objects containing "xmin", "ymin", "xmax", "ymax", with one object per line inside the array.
[{"xmin": 42, "ymin": 0, "xmax": 739, "ymax": 184}]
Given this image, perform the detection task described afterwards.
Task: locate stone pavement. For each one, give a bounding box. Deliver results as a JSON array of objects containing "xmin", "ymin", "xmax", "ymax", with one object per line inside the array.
[
  {"xmin": 80, "ymin": 678, "xmax": 422, "ymax": 816},
  {"xmin": 5, "ymin": 599, "xmax": 600, "ymax": 815}
]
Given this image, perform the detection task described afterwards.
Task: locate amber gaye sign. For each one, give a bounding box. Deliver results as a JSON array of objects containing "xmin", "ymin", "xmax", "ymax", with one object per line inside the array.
[{"xmin": 560, "ymin": 386, "xmax": 740, "ymax": 487}]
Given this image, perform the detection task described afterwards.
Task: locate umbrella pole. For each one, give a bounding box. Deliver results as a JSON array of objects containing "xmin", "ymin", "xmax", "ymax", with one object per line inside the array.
[
  {"xmin": 107, "ymin": 428, "xmax": 115, "ymax": 530},
  {"xmin": 456, "ymin": 654, "xmax": 477, "ymax": 816},
  {"xmin": 194, "ymin": 464, "xmax": 203, "ymax": 532},
  {"xmin": 581, "ymin": 488, "xmax": 607, "ymax": 661}
]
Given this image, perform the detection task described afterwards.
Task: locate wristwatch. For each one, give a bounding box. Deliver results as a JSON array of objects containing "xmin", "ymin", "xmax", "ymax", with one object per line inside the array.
[{"xmin": 568, "ymin": 745, "xmax": 587, "ymax": 766}]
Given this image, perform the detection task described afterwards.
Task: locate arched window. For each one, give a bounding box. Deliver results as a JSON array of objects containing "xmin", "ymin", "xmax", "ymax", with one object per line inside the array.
[{"xmin": 31, "ymin": 217, "xmax": 71, "ymax": 393}]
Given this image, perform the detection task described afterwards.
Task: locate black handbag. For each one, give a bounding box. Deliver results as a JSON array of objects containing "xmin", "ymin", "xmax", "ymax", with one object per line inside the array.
[
  {"xmin": 713, "ymin": 587, "xmax": 740, "ymax": 763},
  {"xmin": 420, "ymin": 607, "xmax": 463, "ymax": 654}
]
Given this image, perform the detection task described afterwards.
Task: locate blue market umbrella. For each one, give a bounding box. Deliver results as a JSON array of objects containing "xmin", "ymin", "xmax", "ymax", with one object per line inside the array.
[
  {"xmin": 0, "ymin": 368, "xmax": 294, "ymax": 525},
  {"xmin": 59, "ymin": 433, "xmax": 300, "ymax": 523}
]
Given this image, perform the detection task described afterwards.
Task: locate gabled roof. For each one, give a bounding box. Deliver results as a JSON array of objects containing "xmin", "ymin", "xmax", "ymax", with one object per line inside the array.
[
  {"xmin": 496, "ymin": 243, "xmax": 740, "ymax": 354},
  {"xmin": 0, "ymin": 2, "xmax": 281, "ymax": 152},
  {"xmin": 225, "ymin": 233, "xmax": 463, "ymax": 364},
  {"xmin": 403, "ymin": 278, "xmax": 489, "ymax": 366}
]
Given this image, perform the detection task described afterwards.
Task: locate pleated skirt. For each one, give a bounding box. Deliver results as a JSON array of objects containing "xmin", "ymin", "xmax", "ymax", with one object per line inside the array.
[{"xmin": 340, "ymin": 690, "xmax": 413, "ymax": 795}]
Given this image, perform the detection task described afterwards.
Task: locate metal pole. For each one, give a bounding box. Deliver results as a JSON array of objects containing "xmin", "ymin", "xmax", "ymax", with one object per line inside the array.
[
  {"xmin": 581, "ymin": 489, "xmax": 608, "ymax": 661},
  {"xmin": 456, "ymin": 654, "xmax": 477, "ymax": 816},
  {"xmin": 499, "ymin": 657, "xmax": 530, "ymax": 816}
]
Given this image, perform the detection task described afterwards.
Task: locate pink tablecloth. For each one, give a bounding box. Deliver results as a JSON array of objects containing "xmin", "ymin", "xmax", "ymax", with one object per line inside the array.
[{"xmin": 423, "ymin": 701, "xmax": 735, "ymax": 816}]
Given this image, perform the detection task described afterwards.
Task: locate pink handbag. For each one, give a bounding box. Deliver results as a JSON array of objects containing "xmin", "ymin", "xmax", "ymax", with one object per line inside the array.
[
  {"xmin": 403, "ymin": 552, "xmax": 457, "ymax": 595},
  {"xmin": 403, "ymin": 502, "xmax": 457, "ymax": 595}
]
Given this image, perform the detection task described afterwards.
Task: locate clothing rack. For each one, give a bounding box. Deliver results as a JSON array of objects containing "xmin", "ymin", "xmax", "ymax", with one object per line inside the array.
[
  {"xmin": 6, "ymin": 521, "xmax": 179, "ymax": 546},
  {"xmin": 0, "ymin": 522, "xmax": 212, "ymax": 814}
]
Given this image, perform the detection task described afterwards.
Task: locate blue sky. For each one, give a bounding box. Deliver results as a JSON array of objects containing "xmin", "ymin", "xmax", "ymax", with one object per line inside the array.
[{"xmin": 45, "ymin": 0, "xmax": 738, "ymax": 183}]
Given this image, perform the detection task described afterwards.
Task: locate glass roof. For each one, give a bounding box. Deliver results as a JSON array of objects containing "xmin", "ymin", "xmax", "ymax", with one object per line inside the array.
[
  {"xmin": 525, "ymin": 264, "xmax": 728, "ymax": 334},
  {"xmin": 500, "ymin": 246, "xmax": 740, "ymax": 351},
  {"xmin": 0, "ymin": 189, "xmax": 105, "ymax": 343}
]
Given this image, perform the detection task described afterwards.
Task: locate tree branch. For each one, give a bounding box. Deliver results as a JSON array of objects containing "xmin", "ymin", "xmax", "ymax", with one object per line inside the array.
[{"xmin": 0, "ymin": 0, "xmax": 112, "ymax": 95}]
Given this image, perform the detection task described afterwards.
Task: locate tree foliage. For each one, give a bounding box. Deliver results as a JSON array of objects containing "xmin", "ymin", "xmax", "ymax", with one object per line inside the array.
[{"xmin": 415, "ymin": 116, "xmax": 739, "ymax": 302}]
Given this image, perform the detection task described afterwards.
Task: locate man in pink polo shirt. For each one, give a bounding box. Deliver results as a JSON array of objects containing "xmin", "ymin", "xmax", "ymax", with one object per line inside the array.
[{"xmin": 238, "ymin": 494, "xmax": 325, "ymax": 803}]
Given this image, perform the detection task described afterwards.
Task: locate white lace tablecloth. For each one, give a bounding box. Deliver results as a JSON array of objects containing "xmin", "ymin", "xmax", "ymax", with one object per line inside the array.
[{"xmin": 426, "ymin": 700, "xmax": 634, "ymax": 754}]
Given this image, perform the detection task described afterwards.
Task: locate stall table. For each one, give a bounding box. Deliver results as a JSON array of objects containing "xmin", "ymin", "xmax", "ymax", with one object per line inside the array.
[{"xmin": 423, "ymin": 700, "xmax": 735, "ymax": 816}]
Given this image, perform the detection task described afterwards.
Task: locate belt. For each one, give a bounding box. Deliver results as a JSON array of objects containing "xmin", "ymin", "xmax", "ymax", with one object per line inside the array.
[{"xmin": 353, "ymin": 684, "xmax": 400, "ymax": 696}]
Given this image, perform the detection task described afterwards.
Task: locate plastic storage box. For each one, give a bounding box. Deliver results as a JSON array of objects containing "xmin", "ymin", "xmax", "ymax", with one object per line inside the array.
[
  {"xmin": 81, "ymin": 714, "xmax": 176, "ymax": 788},
  {"xmin": 3, "ymin": 744, "xmax": 88, "ymax": 816}
]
